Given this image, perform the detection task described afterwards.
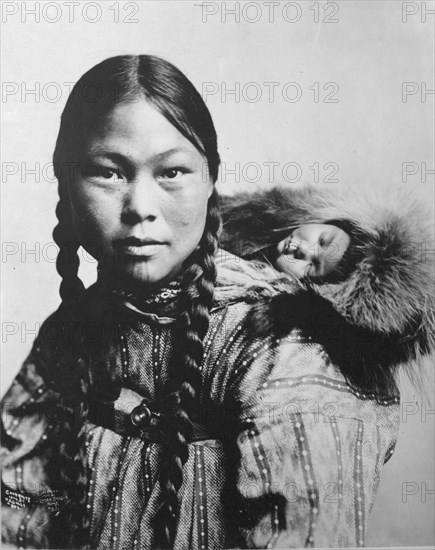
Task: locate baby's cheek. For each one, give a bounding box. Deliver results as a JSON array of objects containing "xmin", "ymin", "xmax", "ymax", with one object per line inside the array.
[{"xmin": 275, "ymin": 256, "xmax": 305, "ymax": 279}]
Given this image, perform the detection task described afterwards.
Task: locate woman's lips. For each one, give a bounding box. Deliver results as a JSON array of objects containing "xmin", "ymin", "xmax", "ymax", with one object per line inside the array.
[
  {"xmin": 116, "ymin": 238, "xmax": 165, "ymax": 258},
  {"xmin": 122, "ymin": 244, "xmax": 163, "ymax": 257}
]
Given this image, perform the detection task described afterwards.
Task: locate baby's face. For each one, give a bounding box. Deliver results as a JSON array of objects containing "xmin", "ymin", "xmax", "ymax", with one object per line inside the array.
[{"xmin": 274, "ymin": 223, "xmax": 350, "ymax": 281}]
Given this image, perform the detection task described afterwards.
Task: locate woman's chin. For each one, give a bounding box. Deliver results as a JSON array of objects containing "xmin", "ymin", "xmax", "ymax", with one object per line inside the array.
[{"xmin": 101, "ymin": 260, "xmax": 180, "ymax": 291}]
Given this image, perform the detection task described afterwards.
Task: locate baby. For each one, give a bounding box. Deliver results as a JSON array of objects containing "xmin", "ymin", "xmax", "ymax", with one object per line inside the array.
[
  {"xmin": 220, "ymin": 188, "xmax": 361, "ymax": 284},
  {"xmin": 265, "ymin": 222, "xmax": 354, "ymax": 283}
]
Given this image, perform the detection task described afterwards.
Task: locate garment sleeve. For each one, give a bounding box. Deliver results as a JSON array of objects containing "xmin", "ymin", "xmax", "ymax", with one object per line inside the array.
[
  {"xmin": 230, "ymin": 332, "xmax": 400, "ymax": 549},
  {"xmin": 1, "ymin": 321, "xmax": 66, "ymax": 549}
]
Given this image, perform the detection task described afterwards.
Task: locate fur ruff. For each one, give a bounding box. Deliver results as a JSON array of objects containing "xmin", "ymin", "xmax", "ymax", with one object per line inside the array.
[{"xmin": 216, "ymin": 184, "xmax": 434, "ymax": 393}]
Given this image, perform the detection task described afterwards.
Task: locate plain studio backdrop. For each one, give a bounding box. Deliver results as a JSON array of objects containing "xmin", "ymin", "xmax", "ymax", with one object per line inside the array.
[{"xmin": 1, "ymin": 1, "xmax": 434, "ymax": 547}]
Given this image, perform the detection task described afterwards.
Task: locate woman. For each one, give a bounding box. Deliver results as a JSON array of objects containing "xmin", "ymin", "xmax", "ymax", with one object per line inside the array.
[{"xmin": 1, "ymin": 55, "xmax": 433, "ymax": 549}]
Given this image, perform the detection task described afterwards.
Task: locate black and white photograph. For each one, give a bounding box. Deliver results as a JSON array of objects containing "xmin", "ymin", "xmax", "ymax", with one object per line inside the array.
[{"xmin": 1, "ymin": 1, "xmax": 434, "ymax": 549}]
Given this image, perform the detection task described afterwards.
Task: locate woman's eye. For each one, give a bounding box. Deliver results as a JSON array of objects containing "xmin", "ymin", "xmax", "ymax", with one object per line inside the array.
[
  {"xmin": 99, "ymin": 167, "xmax": 120, "ymax": 180},
  {"xmin": 160, "ymin": 168, "xmax": 184, "ymax": 180},
  {"xmin": 86, "ymin": 165, "xmax": 123, "ymax": 182}
]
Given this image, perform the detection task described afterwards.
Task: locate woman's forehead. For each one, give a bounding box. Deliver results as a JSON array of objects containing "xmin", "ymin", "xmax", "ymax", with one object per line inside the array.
[{"xmin": 84, "ymin": 100, "xmax": 200, "ymax": 159}]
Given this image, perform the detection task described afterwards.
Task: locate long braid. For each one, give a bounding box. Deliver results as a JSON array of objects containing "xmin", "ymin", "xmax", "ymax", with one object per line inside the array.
[
  {"xmin": 49, "ymin": 181, "xmax": 91, "ymax": 548},
  {"xmin": 155, "ymin": 191, "xmax": 221, "ymax": 548}
]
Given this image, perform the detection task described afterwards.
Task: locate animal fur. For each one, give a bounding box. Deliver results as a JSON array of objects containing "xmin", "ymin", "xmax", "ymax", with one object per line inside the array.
[{"xmin": 217, "ymin": 184, "xmax": 434, "ymax": 394}]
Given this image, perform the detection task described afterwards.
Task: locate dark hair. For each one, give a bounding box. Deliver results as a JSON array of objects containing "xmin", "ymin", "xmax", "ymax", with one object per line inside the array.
[{"xmin": 51, "ymin": 55, "xmax": 221, "ymax": 548}]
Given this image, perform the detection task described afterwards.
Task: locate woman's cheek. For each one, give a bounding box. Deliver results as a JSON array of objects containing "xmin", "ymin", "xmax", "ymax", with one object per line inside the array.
[
  {"xmin": 166, "ymin": 189, "xmax": 208, "ymax": 231},
  {"xmin": 70, "ymin": 191, "xmax": 119, "ymax": 249},
  {"xmin": 179, "ymin": 202, "xmax": 207, "ymax": 237}
]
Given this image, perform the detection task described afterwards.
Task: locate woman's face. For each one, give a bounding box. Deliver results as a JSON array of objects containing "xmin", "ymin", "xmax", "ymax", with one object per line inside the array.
[
  {"xmin": 67, "ymin": 99, "xmax": 213, "ymax": 290},
  {"xmin": 274, "ymin": 223, "xmax": 350, "ymax": 281}
]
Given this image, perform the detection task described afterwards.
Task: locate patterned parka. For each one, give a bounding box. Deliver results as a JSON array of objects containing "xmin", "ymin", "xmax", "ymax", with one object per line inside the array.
[{"xmin": 2, "ymin": 184, "xmax": 434, "ymax": 549}]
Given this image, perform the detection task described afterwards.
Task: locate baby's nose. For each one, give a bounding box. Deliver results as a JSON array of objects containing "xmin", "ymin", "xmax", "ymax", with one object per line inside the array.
[{"xmin": 296, "ymin": 241, "xmax": 319, "ymax": 262}]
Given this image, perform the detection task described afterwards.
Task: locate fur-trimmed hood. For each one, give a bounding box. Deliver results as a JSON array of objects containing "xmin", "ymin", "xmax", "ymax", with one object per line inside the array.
[{"xmin": 217, "ymin": 184, "xmax": 434, "ymax": 393}]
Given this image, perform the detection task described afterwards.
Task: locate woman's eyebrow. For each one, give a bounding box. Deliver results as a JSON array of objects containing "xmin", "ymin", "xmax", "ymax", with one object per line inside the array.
[
  {"xmin": 86, "ymin": 147, "xmax": 193, "ymax": 164},
  {"xmin": 86, "ymin": 149, "xmax": 130, "ymax": 167},
  {"xmin": 151, "ymin": 147, "xmax": 193, "ymax": 161}
]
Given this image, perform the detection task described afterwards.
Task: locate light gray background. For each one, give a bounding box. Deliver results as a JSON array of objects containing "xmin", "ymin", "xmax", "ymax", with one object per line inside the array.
[{"xmin": 1, "ymin": 1, "xmax": 434, "ymax": 547}]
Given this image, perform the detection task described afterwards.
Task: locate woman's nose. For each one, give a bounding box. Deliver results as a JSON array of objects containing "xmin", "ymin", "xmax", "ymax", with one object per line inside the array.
[{"xmin": 121, "ymin": 177, "xmax": 160, "ymax": 225}]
